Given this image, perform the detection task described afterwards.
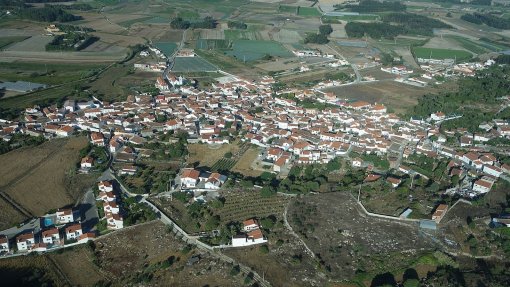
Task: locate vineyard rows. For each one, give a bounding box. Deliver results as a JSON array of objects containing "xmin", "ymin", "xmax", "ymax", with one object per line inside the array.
[
  {"xmin": 217, "ymin": 192, "xmax": 291, "ymax": 223},
  {"xmin": 211, "ymin": 158, "xmax": 237, "ymax": 172}
]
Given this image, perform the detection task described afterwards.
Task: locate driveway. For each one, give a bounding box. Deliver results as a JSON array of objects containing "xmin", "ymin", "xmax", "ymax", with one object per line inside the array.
[
  {"xmin": 0, "ymin": 218, "xmax": 41, "ymax": 240},
  {"xmin": 80, "ymin": 189, "xmax": 99, "ymax": 233}
]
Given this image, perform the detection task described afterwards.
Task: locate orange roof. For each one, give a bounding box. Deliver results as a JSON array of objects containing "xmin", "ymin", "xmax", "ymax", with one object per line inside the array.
[
  {"xmin": 243, "ymin": 219, "xmax": 258, "ymax": 227},
  {"xmin": 247, "ymin": 229, "xmax": 263, "ymax": 239},
  {"xmin": 182, "ymin": 169, "xmax": 200, "ymax": 179}
]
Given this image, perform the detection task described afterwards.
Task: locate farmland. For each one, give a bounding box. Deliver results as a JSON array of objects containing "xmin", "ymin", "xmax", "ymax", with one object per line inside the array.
[
  {"xmin": 226, "ymin": 40, "xmax": 292, "ymax": 61},
  {"xmin": 0, "ymin": 36, "xmax": 29, "ymax": 49},
  {"xmin": 0, "ymin": 137, "xmax": 96, "ymax": 221},
  {"xmin": 211, "ymin": 158, "xmax": 238, "ymax": 172},
  {"xmin": 216, "ymin": 191, "xmax": 291, "ymax": 224},
  {"xmin": 172, "ymin": 56, "xmax": 218, "ymax": 72},
  {"xmin": 187, "ymin": 143, "xmax": 241, "ymax": 167},
  {"xmin": 297, "ymin": 7, "xmax": 322, "ymax": 17},
  {"xmin": 154, "ymin": 42, "xmax": 177, "ymax": 57},
  {"xmin": 231, "ymin": 147, "xmax": 262, "ymax": 176},
  {"xmin": 412, "ymin": 47, "xmax": 473, "ymax": 61}
]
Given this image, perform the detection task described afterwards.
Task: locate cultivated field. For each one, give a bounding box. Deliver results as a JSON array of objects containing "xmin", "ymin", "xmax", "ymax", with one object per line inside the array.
[
  {"xmin": 0, "ymin": 254, "xmax": 68, "ymax": 286},
  {"xmin": 1, "ymin": 137, "xmax": 95, "ymax": 217},
  {"xmin": 172, "ymin": 56, "xmax": 218, "ymax": 72},
  {"xmin": 231, "ymin": 147, "xmax": 262, "ymax": 176},
  {"xmin": 217, "ymin": 190, "xmax": 291, "ymax": 224},
  {"xmin": 187, "ymin": 143, "xmax": 241, "ymax": 167},
  {"xmin": 154, "ymin": 42, "xmax": 177, "ymax": 57},
  {"xmin": 227, "ymin": 40, "xmax": 292, "ymax": 61},
  {"xmin": 323, "ymin": 80, "xmax": 442, "ymax": 114},
  {"xmin": 412, "ymin": 47, "xmax": 473, "ymax": 61}
]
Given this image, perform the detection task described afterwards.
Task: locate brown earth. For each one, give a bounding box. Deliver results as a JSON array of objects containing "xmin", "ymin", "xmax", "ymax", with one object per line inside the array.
[
  {"xmin": 187, "ymin": 142, "xmax": 240, "ymax": 167},
  {"xmin": 1, "ymin": 137, "xmax": 95, "ymax": 218}
]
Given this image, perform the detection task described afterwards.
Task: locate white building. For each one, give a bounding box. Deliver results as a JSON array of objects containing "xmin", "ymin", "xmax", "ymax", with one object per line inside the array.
[
  {"xmin": 16, "ymin": 232, "xmax": 35, "ymax": 252},
  {"xmin": 473, "ymin": 179, "xmax": 493, "ymax": 194},
  {"xmin": 231, "ymin": 229, "xmax": 267, "ymax": 247},
  {"xmin": 41, "ymin": 228, "xmax": 60, "ymax": 245},
  {"xmin": 65, "ymin": 223, "xmax": 83, "ymax": 240},
  {"xmin": 56, "ymin": 208, "xmax": 75, "ymax": 224},
  {"xmin": 0, "ymin": 235, "xmax": 9, "ymax": 253}
]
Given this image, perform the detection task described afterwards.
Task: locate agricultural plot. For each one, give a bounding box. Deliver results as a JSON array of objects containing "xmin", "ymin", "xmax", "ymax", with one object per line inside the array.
[
  {"xmin": 196, "ymin": 39, "xmax": 230, "ymax": 50},
  {"xmin": 278, "ymin": 5, "xmax": 298, "ymax": 14},
  {"xmin": 0, "ymin": 85, "xmax": 75, "ymax": 109},
  {"xmin": 0, "ymin": 36, "xmax": 28, "ymax": 49},
  {"xmin": 217, "ymin": 191, "xmax": 291, "ymax": 224},
  {"xmin": 322, "ymin": 14, "xmax": 379, "ymax": 22},
  {"xmin": 172, "ymin": 56, "xmax": 218, "ymax": 72},
  {"xmin": 226, "ymin": 40, "xmax": 292, "ymax": 61},
  {"xmin": 210, "ymin": 158, "xmax": 237, "ymax": 172},
  {"xmin": 187, "ymin": 143, "xmax": 240, "ymax": 167},
  {"xmin": 4, "ymin": 35, "xmax": 51, "ymax": 52},
  {"xmin": 224, "ymin": 29, "xmax": 262, "ymax": 41},
  {"xmin": 447, "ymin": 36, "xmax": 489, "ymax": 54},
  {"xmin": 412, "ymin": 47, "xmax": 472, "ymax": 61},
  {"xmin": 272, "ymin": 29, "xmax": 302, "ymax": 44},
  {"xmin": 117, "ymin": 16, "xmax": 154, "ymax": 27},
  {"xmin": 297, "ymin": 6, "xmax": 322, "ymax": 17},
  {"xmin": 154, "ymin": 42, "xmax": 177, "ymax": 57}
]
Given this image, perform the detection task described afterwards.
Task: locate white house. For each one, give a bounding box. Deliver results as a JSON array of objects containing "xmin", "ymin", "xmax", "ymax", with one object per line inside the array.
[
  {"xmin": 98, "ymin": 180, "xmax": 113, "ymax": 192},
  {"xmin": 204, "ymin": 172, "xmax": 227, "ymax": 189},
  {"xmin": 81, "ymin": 156, "xmax": 94, "ymax": 169},
  {"xmin": 99, "ymin": 191, "xmax": 117, "ymax": 202},
  {"xmin": 16, "ymin": 232, "xmax": 35, "ymax": 252},
  {"xmin": 473, "ymin": 179, "xmax": 493, "ymax": 194},
  {"xmin": 482, "ymin": 165, "xmax": 502, "ymax": 178},
  {"xmin": 0, "ymin": 235, "xmax": 9, "ymax": 253},
  {"xmin": 103, "ymin": 201, "xmax": 120, "ymax": 214},
  {"xmin": 231, "ymin": 229, "xmax": 267, "ymax": 247},
  {"xmin": 106, "ymin": 213, "xmax": 124, "ymax": 230},
  {"xmin": 56, "ymin": 208, "xmax": 75, "ymax": 224},
  {"xmin": 181, "ymin": 169, "xmax": 200, "ymax": 188},
  {"xmin": 351, "ymin": 157, "xmax": 362, "ymax": 167},
  {"xmin": 243, "ymin": 219, "xmax": 260, "ymax": 232},
  {"xmin": 41, "ymin": 227, "xmax": 60, "ymax": 245},
  {"xmin": 65, "ymin": 223, "xmax": 83, "ymax": 240}
]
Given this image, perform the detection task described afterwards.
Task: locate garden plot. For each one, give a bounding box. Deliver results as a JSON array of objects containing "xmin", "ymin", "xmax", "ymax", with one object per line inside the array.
[{"xmin": 272, "ymin": 29, "xmax": 302, "ymax": 43}]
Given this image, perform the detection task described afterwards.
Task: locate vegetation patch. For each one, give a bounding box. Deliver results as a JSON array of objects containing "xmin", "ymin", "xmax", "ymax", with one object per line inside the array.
[
  {"xmin": 226, "ymin": 40, "xmax": 292, "ymax": 61},
  {"xmin": 412, "ymin": 47, "xmax": 472, "ymax": 61}
]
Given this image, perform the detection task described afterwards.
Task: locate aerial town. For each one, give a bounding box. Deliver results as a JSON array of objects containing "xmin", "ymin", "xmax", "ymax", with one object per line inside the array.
[{"xmin": 2, "ymin": 0, "xmax": 510, "ymax": 285}]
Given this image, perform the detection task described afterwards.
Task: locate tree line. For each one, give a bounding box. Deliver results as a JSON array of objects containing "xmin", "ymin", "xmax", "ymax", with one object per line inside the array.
[
  {"xmin": 345, "ymin": 12, "xmax": 450, "ymax": 39},
  {"xmin": 334, "ymin": 0, "xmax": 406, "ymax": 13},
  {"xmin": 461, "ymin": 13, "xmax": 510, "ymax": 29},
  {"xmin": 170, "ymin": 16, "xmax": 216, "ymax": 29},
  {"xmin": 409, "ymin": 65, "xmax": 510, "ymax": 132},
  {"xmin": 304, "ymin": 24, "xmax": 333, "ymax": 44},
  {"xmin": 19, "ymin": 5, "xmax": 81, "ymax": 22}
]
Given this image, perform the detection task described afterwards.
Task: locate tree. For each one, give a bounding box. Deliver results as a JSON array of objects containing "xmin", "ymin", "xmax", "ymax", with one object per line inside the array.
[
  {"xmin": 260, "ymin": 186, "xmax": 276, "ymax": 197},
  {"xmin": 304, "ymin": 33, "xmax": 329, "ymax": 44},
  {"xmin": 319, "ymin": 24, "xmax": 333, "ymax": 35},
  {"xmin": 326, "ymin": 157, "xmax": 341, "ymax": 171},
  {"xmin": 403, "ymin": 279, "xmax": 420, "ymax": 287}
]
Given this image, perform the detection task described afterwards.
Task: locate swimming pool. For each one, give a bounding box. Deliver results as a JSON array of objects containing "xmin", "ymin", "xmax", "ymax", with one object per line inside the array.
[{"xmin": 44, "ymin": 217, "xmax": 53, "ymax": 227}]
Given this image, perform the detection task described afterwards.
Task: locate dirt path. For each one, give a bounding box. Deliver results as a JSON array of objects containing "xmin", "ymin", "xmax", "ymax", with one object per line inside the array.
[{"xmin": 283, "ymin": 201, "xmax": 316, "ymax": 258}]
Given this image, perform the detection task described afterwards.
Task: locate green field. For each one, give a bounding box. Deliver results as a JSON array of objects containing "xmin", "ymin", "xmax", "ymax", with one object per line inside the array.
[
  {"xmin": 178, "ymin": 9, "xmax": 200, "ymax": 19},
  {"xmin": 224, "ymin": 28, "xmax": 263, "ymax": 41},
  {"xmin": 226, "ymin": 40, "xmax": 292, "ymax": 61},
  {"xmin": 0, "ymin": 85, "xmax": 76, "ymax": 109},
  {"xmin": 154, "ymin": 42, "xmax": 177, "ymax": 57},
  {"xmin": 172, "ymin": 56, "xmax": 218, "ymax": 72},
  {"xmin": 0, "ymin": 36, "xmax": 29, "ymax": 49},
  {"xmin": 412, "ymin": 47, "xmax": 472, "ymax": 61},
  {"xmin": 144, "ymin": 17, "xmax": 171, "ymax": 24},
  {"xmin": 0, "ymin": 62, "xmax": 103, "ymax": 85},
  {"xmin": 297, "ymin": 7, "xmax": 322, "ymax": 17},
  {"xmin": 322, "ymin": 14, "xmax": 379, "ymax": 22},
  {"xmin": 278, "ymin": 5, "xmax": 297, "ymax": 14},
  {"xmin": 447, "ymin": 36, "xmax": 488, "ymax": 54},
  {"xmin": 196, "ymin": 39, "xmax": 231, "ymax": 50},
  {"xmin": 118, "ymin": 16, "xmax": 153, "ymax": 27}
]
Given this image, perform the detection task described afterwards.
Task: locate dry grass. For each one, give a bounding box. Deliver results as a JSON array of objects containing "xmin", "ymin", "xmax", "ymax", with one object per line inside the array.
[
  {"xmin": 3, "ymin": 137, "xmax": 93, "ymax": 216},
  {"xmin": 0, "ymin": 198, "xmax": 26, "ymax": 230},
  {"xmin": 0, "ymin": 255, "xmax": 67, "ymax": 286},
  {"xmin": 231, "ymin": 147, "xmax": 262, "ymax": 176},
  {"xmin": 323, "ymin": 81, "xmax": 442, "ymax": 114},
  {"xmin": 187, "ymin": 143, "xmax": 240, "ymax": 167},
  {"xmin": 94, "ymin": 221, "xmax": 245, "ymax": 286},
  {"xmin": 49, "ymin": 246, "xmax": 106, "ymax": 286}
]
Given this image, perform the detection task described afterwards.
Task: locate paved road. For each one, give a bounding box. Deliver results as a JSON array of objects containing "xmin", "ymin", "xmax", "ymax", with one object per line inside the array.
[
  {"xmin": 0, "ymin": 218, "xmax": 40, "ymax": 240},
  {"xmin": 327, "ymin": 44, "xmax": 362, "ymax": 83},
  {"xmin": 80, "ymin": 189, "xmax": 99, "ymax": 233}
]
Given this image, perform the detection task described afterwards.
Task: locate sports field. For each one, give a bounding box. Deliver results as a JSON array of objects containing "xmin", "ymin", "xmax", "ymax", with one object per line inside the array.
[
  {"xmin": 172, "ymin": 56, "xmax": 218, "ymax": 72},
  {"xmin": 154, "ymin": 42, "xmax": 177, "ymax": 57},
  {"xmin": 412, "ymin": 47, "xmax": 472, "ymax": 61},
  {"xmin": 226, "ymin": 40, "xmax": 292, "ymax": 61}
]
